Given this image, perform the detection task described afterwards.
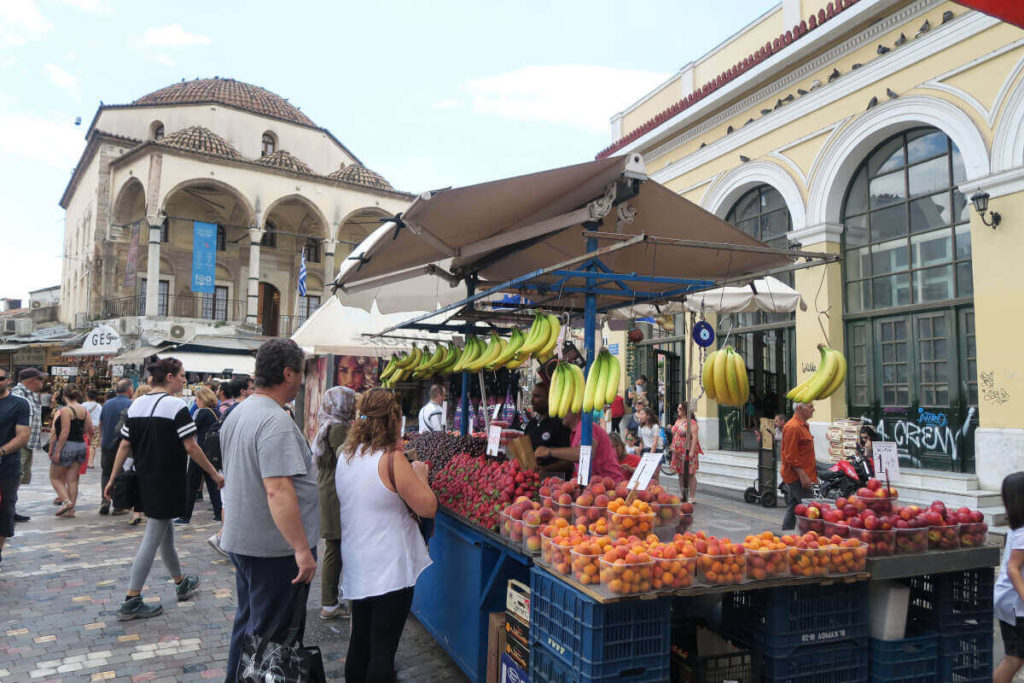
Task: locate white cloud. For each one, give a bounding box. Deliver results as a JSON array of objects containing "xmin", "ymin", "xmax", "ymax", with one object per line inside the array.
[
  {"xmin": 0, "ymin": 112, "xmax": 85, "ymax": 169},
  {"xmin": 430, "ymin": 99, "xmax": 462, "ymax": 111},
  {"xmin": 138, "ymin": 24, "xmax": 211, "ymax": 48},
  {"xmin": 60, "ymin": 0, "xmax": 112, "ymax": 13},
  {"xmin": 154, "ymin": 54, "xmax": 175, "ymax": 66},
  {"xmin": 0, "ymin": 0, "xmax": 53, "ymax": 46},
  {"xmin": 461, "ymin": 65, "xmax": 670, "ymax": 134},
  {"xmin": 0, "ymin": 243, "xmax": 64, "ymax": 304},
  {"xmin": 43, "ymin": 63, "xmax": 80, "ymax": 100}
]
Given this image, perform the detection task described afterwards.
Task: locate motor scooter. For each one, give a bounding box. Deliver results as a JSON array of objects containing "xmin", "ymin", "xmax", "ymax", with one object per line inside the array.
[{"xmin": 817, "ymin": 452, "xmax": 875, "ymax": 499}]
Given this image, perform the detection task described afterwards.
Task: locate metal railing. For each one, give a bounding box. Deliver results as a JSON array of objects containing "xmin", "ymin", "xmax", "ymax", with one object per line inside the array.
[{"xmin": 101, "ymin": 295, "xmax": 247, "ymax": 323}]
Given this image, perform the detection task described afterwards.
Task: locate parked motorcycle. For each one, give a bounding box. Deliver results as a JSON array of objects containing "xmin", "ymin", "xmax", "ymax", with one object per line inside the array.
[{"xmin": 817, "ymin": 452, "xmax": 875, "ymax": 499}]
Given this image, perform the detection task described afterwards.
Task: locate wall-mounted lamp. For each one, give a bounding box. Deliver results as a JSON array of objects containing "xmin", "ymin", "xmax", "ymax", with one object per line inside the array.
[{"xmin": 970, "ymin": 192, "xmax": 1001, "ymax": 228}]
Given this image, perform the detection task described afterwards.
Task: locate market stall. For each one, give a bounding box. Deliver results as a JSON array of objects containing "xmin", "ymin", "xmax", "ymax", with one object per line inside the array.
[{"xmin": 332, "ymin": 154, "xmax": 997, "ymax": 683}]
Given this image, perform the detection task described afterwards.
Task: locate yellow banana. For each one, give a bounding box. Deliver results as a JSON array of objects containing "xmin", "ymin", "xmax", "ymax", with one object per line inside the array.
[
  {"xmin": 520, "ymin": 313, "xmax": 548, "ymax": 355},
  {"xmin": 452, "ymin": 338, "xmax": 477, "ymax": 373},
  {"xmin": 439, "ymin": 343, "xmax": 460, "ymax": 374},
  {"xmin": 557, "ymin": 364, "xmax": 573, "ymax": 418},
  {"xmin": 582, "ymin": 354, "xmax": 603, "ymax": 413},
  {"xmin": 723, "ymin": 348, "xmax": 741, "ymax": 407},
  {"xmin": 491, "ymin": 328, "xmax": 524, "ymax": 368},
  {"xmin": 505, "ymin": 352, "xmax": 529, "ymax": 370},
  {"xmin": 701, "ymin": 350, "xmax": 718, "ymax": 399},
  {"xmin": 485, "ymin": 339, "xmax": 508, "ymax": 371},
  {"xmin": 569, "ymin": 362, "xmax": 585, "ymax": 414},
  {"xmin": 548, "ymin": 363, "xmax": 564, "ymax": 417},
  {"xmin": 819, "ymin": 348, "xmax": 847, "ymax": 399},
  {"xmin": 603, "ymin": 352, "xmax": 620, "ymax": 405},
  {"xmin": 592, "ymin": 352, "xmax": 610, "ymax": 410},
  {"xmin": 379, "ymin": 355, "xmax": 399, "ymax": 382},
  {"xmin": 395, "ymin": 346, "xmax": 418, "ymax": 370},
  {"xmin": 468, "ymin": 332, "xmax": 501, "ymax": 372},
  {"xmin": 733, "ymin": 350, "xmax": 750, "ymax": 406},
  {"xmin": 537, "ymin": 315, "xmax": 561, "ymax": 358},
  {"xmin": 795, "ymin": 344, "xmax": 838, "ymax": 403},
  {"xmin": 713, "ymin": 348, "xmax": 732, "ymax": 406}
]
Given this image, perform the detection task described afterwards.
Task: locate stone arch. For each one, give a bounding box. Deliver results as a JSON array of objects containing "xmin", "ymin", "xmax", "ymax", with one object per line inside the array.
[
  {"xmin": 159, "ymin": 177, "xmax": 256, "ymax": 228},
  {"xmin": 263, "ymin": 193, "xmax": 330, "ymax": 239},
  {"xmin": 215, "ymin": 263, "xmax": 232, "ymax": 281},
  {"xmin": 336, "ymin": 206, "xmax": 390, "ymax": 255},
  {"xmin": 702, "ymin": 160, "xmax": 806, "ymax": 231},
  {"xmin": 807, "ymin": 96, "xmax": 990, "ymax": 227},
  {"xmin": 112, "ymin": 177, "xmax": 147, "ymax": 226},
  {"xmin": 992, "ymin": 72, "xmax": 1024, "ymax": 172}
]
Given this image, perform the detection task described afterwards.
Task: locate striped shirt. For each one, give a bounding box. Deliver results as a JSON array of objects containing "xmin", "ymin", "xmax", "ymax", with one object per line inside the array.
[{"xmin": 10, "ymin": 383, "xmax": 41, "ymax": 449}]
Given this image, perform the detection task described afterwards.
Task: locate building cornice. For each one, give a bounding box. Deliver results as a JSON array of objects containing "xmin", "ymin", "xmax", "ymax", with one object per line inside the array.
[{"xmin": 958, "ymin": 166, "xmax": 1024, "ymax": 199}]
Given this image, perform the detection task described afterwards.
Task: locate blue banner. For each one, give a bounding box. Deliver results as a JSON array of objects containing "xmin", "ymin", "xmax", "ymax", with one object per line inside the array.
[{"xmin": 191, "ymin": 221, "xmax": 217, "ymax": 293}]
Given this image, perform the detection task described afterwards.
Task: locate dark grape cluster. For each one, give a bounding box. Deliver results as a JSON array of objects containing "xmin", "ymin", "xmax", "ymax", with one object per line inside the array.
[{"xmin": 409, "ymin": 432, "xmax": 487, "ymax": 482}]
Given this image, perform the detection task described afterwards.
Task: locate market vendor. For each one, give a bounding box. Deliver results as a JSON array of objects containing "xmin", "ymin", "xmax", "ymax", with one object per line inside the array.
[
  {"xmin": 781, "ymin": 401, "xmax": 818, "ymax": 530},
  {"xmin": 523, "ymin": 383, "xmax": 573, "ymax": 475},
  {"xmin": 534, "ymin": 411, "xmax": 625, "ymax": 483}
]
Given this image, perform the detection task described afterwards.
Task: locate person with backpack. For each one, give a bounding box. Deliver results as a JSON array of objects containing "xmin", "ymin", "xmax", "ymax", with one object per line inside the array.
[
  {"xmin": 98, "ymin": 379, "xmax": 133, "ymax": 515},
  {"xmin": 175, "ymin": 387, "xmax": 222, "ymax": 524}
]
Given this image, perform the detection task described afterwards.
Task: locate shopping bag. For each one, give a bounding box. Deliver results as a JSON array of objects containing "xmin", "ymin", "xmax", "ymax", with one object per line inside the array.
[
  {"xmin": 111, "ymin": 470, "xmax": 138, "ymax": 510},
  {"xmin": 238, "ymin": 583, "xmax": 325, "ymax": 683}
]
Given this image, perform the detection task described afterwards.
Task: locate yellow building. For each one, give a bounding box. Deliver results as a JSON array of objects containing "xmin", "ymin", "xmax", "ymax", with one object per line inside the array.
[{"xmin": 603, "ymin": 0, "xmax": 1024, "ymax": 504}]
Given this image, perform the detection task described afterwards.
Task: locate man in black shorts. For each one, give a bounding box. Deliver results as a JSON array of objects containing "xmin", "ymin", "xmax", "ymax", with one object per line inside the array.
[{"xmin": 0, "ymin": 369, "xmax": 31, "ymax": 565}]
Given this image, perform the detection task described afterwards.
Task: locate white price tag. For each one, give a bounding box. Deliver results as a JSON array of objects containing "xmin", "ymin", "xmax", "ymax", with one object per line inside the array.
[
  {"xmin": 487, "ymin": 425, "xmax": 502, "ymax": 457},
  {"xmin": 441, "ymin": 400, "xmax": 448, "ymax": 429},
  {"xmin": 555, "ymin": 323, "xmax": 567, "ymax": 359},
  {"xmin": 492, "ymin": 403, "xmax": 502, "ymax": 420},
  {"xmin": 873, "ymin": 441, "xmax": 900, "ymax": 480},
  {"xmin": 627, "ymin": 452, "xmax": 663, "ymax": 491},
  {"xmin": 577, "ymin": 445, "xmax": 592, "ymax": 486},
  {"xmin": 400, "ymin": 416, "xmax": 406, "ymax": 439}
]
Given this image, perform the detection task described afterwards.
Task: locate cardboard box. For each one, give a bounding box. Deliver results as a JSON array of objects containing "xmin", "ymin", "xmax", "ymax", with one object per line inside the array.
[
  {"xmin": 504, "ymin": 635, "xmax": 530, "ymax": 671},
  {"xmin": 507, "ymin": 579, "xmax": 531, "ymax": 623},
  {"xmin": 487, "ymin": 612, "xmax": 507, "ymax": 683},
  {"xmin": 500, "ymin": 653, "xmax": 531, "ymax": 683},
  {"xmin": 869, "ymin": 580, "xmax": 910, "ymax": 640},
  {"xmin": 505, "ymin": 612, "xmax": 529, "ymax": 648},
  {"xmin": 508, "ymin": 435, "xmax": 536, "ymax": 471}
]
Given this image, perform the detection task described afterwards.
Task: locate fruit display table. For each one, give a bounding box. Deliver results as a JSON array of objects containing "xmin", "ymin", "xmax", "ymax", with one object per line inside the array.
[
  {"xmin": 411, "ymin": 508, "xmax": 532, "ymax": 683},
  {"xmin": 866, "ymin": 541, "xmax": 1000, "ymax": 580}
]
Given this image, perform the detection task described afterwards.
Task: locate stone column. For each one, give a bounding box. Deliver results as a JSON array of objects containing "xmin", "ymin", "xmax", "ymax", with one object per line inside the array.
[
  {"xmin": 322, "ymin": 239, "xmax": 337, "ymax": 299},
  {"xmin": 145, "ymin": 214, "xmax": 163, "ymax": 317},
  {"xmin": 247, "ymin": 223, "xmax": 263, "ymax": 326}
]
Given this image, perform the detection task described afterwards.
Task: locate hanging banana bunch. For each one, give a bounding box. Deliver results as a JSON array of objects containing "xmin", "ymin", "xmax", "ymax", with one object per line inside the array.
[
  {"xmin": 787, "ymin": 344, "xmax": 847, "ymax": 403},
  {"xmin": 548, "ymin": 361, "xmax": 585, "ymax": 419},
  {"xmin": 701, "ymin": 346, "xmax": 749, "ymax": 408},
  {"xmin": 581, "ymin": 348, "xmax": 621, "ymax": 413}
]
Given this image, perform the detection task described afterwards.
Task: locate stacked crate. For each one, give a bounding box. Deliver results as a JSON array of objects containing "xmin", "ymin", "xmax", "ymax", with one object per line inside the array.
[{"xmin": 827, "ymin": 418, "xmax": 863, "ymax": 463}]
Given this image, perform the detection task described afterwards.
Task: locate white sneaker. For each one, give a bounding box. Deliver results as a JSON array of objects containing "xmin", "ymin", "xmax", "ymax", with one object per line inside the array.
[
  {"xmin": 320, "ymin": 601, "xmax": 352, "ymax": 620},
  {"xmin": 207, "ymin": 534, "xmax": 228, "ymax": 558}
]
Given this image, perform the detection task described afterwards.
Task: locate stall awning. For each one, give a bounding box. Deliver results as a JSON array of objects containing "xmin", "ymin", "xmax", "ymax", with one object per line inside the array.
[
  {"xmin": 334, "ymin": 154, "xmax": 806, "ymax": 315},
  {"xmin": 62, "ymin": 347, "xmax": 121, "ymax": 358},
  {"xmin": 109, "ymin": 346, "xmax": 166, "ymax": 365},
  {"xmin": 158, "ymin": 351, "xmax": 255, "ymax": 375},
  {"xmin": 0, "ymin": 344, "xmax": 22, "ymax": 352},
  {"xmin": 291, "ymin": 298, "xmax": 454, "ymax": 356}
]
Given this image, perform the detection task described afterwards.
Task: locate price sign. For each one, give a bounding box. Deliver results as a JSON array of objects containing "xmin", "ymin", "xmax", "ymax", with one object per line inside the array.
[
  {"xmin": 873, "ymin": 441, "xmax": 900, "ymax": 480},
  {"xmin": 555, "ymin": 323, "xmax": 567, "ymax": 359},
  {"xmin": 577, "ymin": 445, "xmax": 592, "ymax": 486},
  {"xmin": 487, "ymin": 425, "xmax": 502, "ymax": 457},
  {"xmin": 627, "ymin": 452, "xmax": 663, "ymax": 491},
  {"xmin": 492, "ymin": 403, "xmax": 502, "ymax": 420}
]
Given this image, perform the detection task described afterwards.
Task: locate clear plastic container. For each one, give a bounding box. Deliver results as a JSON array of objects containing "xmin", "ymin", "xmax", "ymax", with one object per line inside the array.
[
  {"xmin": 599, "ymin": 557, "xmax": 655, "ymax": 595},
  {"xmin": 676, "ymin": 512, "xmax": 694, "ymax": 534},
  {"xmin": 572, "ymin": 503, "xmax": 606, "ymax": 527},
  {"xmin": 826, "ymin": 539, "xmax": 869, "ymax": 575},
  {"xmin": 894, "ymin": 527, "xmax": 928, "ymax": 555},
  {"xmin": 851, "ymin": 493, "xmax": 898, "ymax": 515},
  {"xmin": 651, "ymin": 501, "xmax": 682, "ymax": 527},
  {"xmin": 744, "ymin": 547, "xmax": 788, "ymax": 580},
  {"xmin": 787, "ymin": 546, "xmax": 830, "ymax": 577},
  {"xmin": 570, "ymin": 547, "xmax": 603, "ymax": 586},
  {"xmin": 823, "ymin": 520, "xmax": 853, "ymax": 538},
  {"xmin": 606, "ymin": 510, "xmax": 656, "ymax": 540},
  {"xmin": 959, "ymin": 521, "xmax": 988, "ymax": 548},
  {"xmin": 928, "ymin": 523, "xmax": 961, "ymax": 551},
  {"xmin": 522, "ymin": 520, "xmax": 543, "ymax": 554},
  {"xmin": 853, "ymin": 527, "xmax": 896, "ymax": 556},
  {"xmin": 697, "ymin": 551, "xmax": 745, "ymax": 586},
  {"xmin": 653, "ymin": 555, "xmax": 697, "ymax": 590},
  {"xmin": 795, "ymin": 515, "xmax": 827, "ymax": 535}
]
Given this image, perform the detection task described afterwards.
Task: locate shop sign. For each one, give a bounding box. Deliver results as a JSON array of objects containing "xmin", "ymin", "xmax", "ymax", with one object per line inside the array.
[
  {"xmin": 50, "ymin": 366, "xmax": 79, "ymax": 377},
  {"xmin": 13, "ymin": 347, "xmax": 45, "ymax": 365},
  {"xmin": 111, "ymin": 365, "xmax": 125, "ymax": 377},
  {"xmin": 82, "ymin": 325, "xmax": 122, "ymax": 354},
  {"xmin": 608, "ymin": 343, "xmax": 619, "ymax": 355}
]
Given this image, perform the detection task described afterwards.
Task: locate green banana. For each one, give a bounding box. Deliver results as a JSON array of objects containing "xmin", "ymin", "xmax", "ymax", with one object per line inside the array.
[
  {"xmin": 491, "ymin": 328, "xmax": 524, "ymax": 368},
  {"xmin": 519, "ymin": 313, "xmax": 549, "ymax": 355}
]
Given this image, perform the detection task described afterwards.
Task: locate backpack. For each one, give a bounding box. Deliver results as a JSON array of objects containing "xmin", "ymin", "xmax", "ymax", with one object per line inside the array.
[
  {"xmin": 201, "ymin": 407, "xmax": 224, "ymax": 470},
  {"xmin": 113, "ymin": 407, "xmax": 129, "ymax": 447}
]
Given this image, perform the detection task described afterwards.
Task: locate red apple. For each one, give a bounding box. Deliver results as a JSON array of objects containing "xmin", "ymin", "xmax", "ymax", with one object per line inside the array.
[{"xmin": 867, "ymin": 478, "xmax": 882, "ymax": 491}]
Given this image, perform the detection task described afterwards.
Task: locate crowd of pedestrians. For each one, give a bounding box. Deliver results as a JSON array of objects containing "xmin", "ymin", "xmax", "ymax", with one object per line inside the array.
[{"xmin": 0, "ymin": 338, "xmax": 437, "ymax": 682}]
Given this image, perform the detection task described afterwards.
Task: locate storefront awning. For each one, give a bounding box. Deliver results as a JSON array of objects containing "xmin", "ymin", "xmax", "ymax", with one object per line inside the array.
[
  {"xmin": 158, "ymin": 350, "xmax": 255, "ymax": 375},
  {"xmin": 109, "ymin": 346, "xmax": 166, "ymax": 365},
  {"xmin": 62, "ymin": 347, "xmax": 121, "ymax": 358},
  {"xmin": 0, "ymin": 344, "xmax": 23, "ymax": 352},
  {"xmin": 291, "ymin": 298, "xmax": 454, "ymax": 357}
]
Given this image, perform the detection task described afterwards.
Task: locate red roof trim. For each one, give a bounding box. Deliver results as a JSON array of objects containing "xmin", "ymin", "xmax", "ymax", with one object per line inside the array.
[{"xmin": 596, "ymin": 0, "xmax": 859, "ymax": 159}]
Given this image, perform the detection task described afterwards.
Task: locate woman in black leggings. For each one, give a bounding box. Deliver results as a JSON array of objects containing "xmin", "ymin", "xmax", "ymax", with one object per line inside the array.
[{"xmin": 175, "ymin": 387, "xmax": 222, "ymax": 524}]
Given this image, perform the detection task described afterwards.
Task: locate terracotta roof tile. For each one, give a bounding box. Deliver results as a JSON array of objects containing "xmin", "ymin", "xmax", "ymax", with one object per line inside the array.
[
  {"xmin": 133, "ymin": 77, "xmax": 315, "ymax": 127},
  {"xmin": 328, "ymin": 162, "xmax": 394, "ymax": 191},
  {"xmin": 157, "ymin": 126, "xmax": 243, "ymax": 160},
  {"xmin": 255, "ymin": 150, "xmax": 313, "ymax": 174}
]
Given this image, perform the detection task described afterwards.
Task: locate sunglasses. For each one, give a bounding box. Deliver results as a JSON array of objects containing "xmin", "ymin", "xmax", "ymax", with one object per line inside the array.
[{"xmin": 0, "ymin": 377, "xmax": 7, "ymax": 381}]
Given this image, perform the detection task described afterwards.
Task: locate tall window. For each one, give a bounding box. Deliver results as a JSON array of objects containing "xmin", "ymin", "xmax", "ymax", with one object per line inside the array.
[
  {"xmin": 200, "ymin": 286, "xmax": 229, "ymax": 321},
  {"xmin": 297, "ymin": 295, "xmax": 320, "ymax": 324},
  {"xmin": 151, "ymin": 121, "xmax": 164, "ymax": 140},
  {"xmin": 159, "ymin": 222, "xmax": 170, "ymax": 243},
  {"xmin": 261, "ymin": 222, "xmax": 277, "ymax": 248},
  {"xmin": 216, "ymin": 225, "xmax": 226, "ymax": 251},
  {"xmin": 140, "ymin": 279, "xmax": 169, "ymax": 316},
  {"xmin": 304, "ymin": 238, "xmax": 321, "ymax": 263},
  {"xmin": 261, "ymin": 132, "xmax": 276, "ymax": 156}
]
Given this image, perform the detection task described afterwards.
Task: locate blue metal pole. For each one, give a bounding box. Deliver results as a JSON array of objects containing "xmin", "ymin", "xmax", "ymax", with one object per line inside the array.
[
  {"xmin": 581, "ymin": 223, "xmax": 599, "ymax": 455},
  {"xmin": 460, "ymin": 277, "xmax": 475, "ymax": 436}
]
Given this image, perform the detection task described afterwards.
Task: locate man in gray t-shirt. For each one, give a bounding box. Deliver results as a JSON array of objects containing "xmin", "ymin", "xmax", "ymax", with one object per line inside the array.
[{"xmin": 220, "ymin": 339, "xmax": 320, "ymax": 680}]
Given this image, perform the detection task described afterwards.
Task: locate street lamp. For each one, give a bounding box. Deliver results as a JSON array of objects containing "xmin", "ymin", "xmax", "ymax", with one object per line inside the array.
[{"xmin": 970, "ymin": 191, "xmax": 1001, "ymax": 228}]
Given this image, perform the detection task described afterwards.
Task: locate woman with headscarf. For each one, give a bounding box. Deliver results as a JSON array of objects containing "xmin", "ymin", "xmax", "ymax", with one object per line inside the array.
[{"xmin": 313, "ymin": 385, "xmax": 357, "ymax": 619}]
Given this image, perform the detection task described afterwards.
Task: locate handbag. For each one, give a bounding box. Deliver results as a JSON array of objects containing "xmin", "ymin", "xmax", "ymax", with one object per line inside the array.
[
  {"xmin": 112, "ymin": 394, "xmax": 168, "ymax": 511},
  {"xmin": 386, "ymin": 450, "xmax": 434, "ymax": 545},
  {"xmin": 239, "ymin": 582, "xmax": 325, "ymax": 683}
]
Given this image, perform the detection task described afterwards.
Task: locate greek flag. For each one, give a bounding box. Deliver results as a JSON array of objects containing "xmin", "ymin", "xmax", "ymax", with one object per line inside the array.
[{"xmin": 298, "ymin": 250, "xmax": 307, "ymax": 297}]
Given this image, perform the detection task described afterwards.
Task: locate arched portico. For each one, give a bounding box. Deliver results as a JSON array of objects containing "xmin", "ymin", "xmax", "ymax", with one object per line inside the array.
[{"xmin": 702, "ymin": 160, "xmax": 807, "ymax": 232}]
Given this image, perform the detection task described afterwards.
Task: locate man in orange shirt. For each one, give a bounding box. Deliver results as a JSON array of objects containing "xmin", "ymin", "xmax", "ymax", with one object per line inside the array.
[{"xmin": 781, "ymin": 402, "xmax": 818, "ymax": 530}]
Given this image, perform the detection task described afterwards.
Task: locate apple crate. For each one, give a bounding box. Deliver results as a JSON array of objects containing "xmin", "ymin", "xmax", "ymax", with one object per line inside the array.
[
  {"xmin": 868, "ymin": 632, "xmax": 937, "ymax": 683},
  {"xmin": 754, "ymin": 638, "xmax": 868, "ymax": 683},
  {"xmin": 904, "ymin": 568, "xmax": 994, "ymax": 631},
  {"xmin": 528, "ymin": 567, "xmax": 670, "ymax": 674},
  {"xmin": 530, "ymin": 640, "xmax": 669, "ymax": 683},
  {"xmin": 721, "ymin": 581, "xmax": 868, "ymax": 655}
]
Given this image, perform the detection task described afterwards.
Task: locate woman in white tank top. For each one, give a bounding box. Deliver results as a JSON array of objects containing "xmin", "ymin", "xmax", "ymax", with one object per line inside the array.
[{"xmin": 335, "ymin": 388, "xmax": 436, "ymax": 683}]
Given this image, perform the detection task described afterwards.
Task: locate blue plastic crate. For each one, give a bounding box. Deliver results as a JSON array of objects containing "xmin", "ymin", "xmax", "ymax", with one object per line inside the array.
[
  {"xmin": 869, "ymin": 633, "xmax": 937, "ymax": 682},
  {"xmin": 529, "ymin": 567, "xmax": 670, "ymax": 670},
  {"xmin": 756, "ymin": 638, "xmax": 868, "ymax": 683},
  {"xmin": 530, "ymin": 641, "xmax": 669, "ymax": 683},
  {"xmin": 937, "ymin": 628, "xmax": 993, "ymax": 683},
  {"xmin": 721, "ymin": 581, "xmax": 868, "ymax": 654},
  {"xmin": 905, "ymin": 568, "xmax": 994, "ymax": 631}
]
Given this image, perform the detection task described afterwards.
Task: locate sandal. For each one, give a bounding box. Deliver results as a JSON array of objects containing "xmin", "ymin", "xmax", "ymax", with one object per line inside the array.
[
  {"xmin": 56, "ymin": 502, "xmax": 75, "ymax": 517},
  {"xmin": 129, "ymin": 517, "xmax": 143, "ymax": 526}
]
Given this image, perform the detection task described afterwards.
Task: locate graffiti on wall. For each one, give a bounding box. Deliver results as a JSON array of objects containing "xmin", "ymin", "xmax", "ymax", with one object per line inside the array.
[
  {"xmin": 980, "ymin": 372, "xmax": 1010, "ymax": 406},
  {"xmin": 858, "ymin": 406, "xmax": 978, "ymax": 469}
]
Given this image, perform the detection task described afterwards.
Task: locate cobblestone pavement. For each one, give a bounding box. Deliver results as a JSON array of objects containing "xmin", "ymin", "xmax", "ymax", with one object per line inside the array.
[{"xmin": 0, "ymin": 450, "xmax": 467, "ymax": 682}]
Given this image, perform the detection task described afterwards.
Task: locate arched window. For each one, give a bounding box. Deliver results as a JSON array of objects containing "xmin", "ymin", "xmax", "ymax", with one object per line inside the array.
[
  {"xmin": 151, "ymin": 121, "xmax": 164, "ymax": 140},
  {"xmin": 304, "ymin": 238, "xmax": 321, "ymax": 263},
  {"xmin": 841, "ymin": 127, "xmax": 976, "ymax": 470},
  {"xmin": 261, "ymin": 132, "xmax": 276, "ymax": 157},
  {"xmin": 261, "ymin": 221, "xmax": 277, "ymax": 248},
  {"xmin": 216, "ymin": 225, "xmax": 226, "ymax": 251}
]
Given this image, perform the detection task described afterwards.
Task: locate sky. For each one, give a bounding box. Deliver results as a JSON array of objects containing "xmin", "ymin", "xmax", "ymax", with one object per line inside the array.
[{"xmin": 0, "ymin": 0, "xmax": 779, "ymax": 303}]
